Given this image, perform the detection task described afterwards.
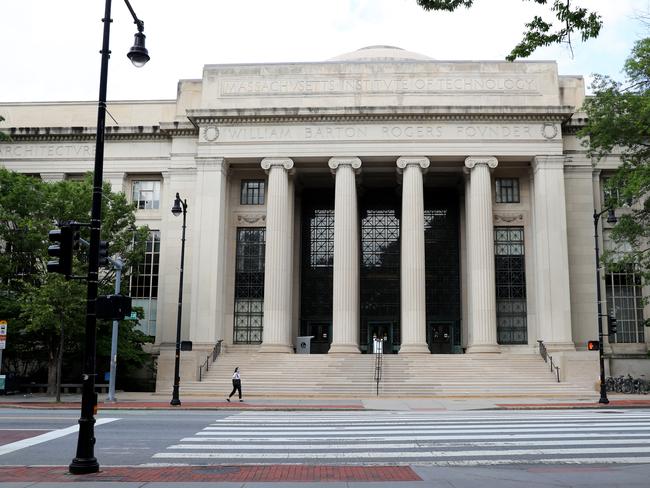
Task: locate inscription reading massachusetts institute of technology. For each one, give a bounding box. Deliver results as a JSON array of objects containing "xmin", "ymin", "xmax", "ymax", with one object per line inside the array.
[{"xmin": 220, "ymin": 76, "xmax": 539, "ymax": 96}]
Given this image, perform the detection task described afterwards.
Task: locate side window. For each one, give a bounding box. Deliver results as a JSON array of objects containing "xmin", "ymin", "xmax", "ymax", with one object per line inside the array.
[
  {"xmin": 132, "ymin": 180, "xmax": 161, "ymax": 209},
  {"xmin": 495, "ymin": 178, "xmax": 520, "ymax": 204},
  {"xmin": 240, "ymin": 180, "xmax": 265, "ymax": 205}
]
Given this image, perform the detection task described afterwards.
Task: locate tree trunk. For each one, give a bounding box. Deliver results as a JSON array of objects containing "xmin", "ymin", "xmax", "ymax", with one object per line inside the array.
[
  {"xmin": 46, "ymin": 350, "xmax": 57, "ymax": 396},
  {"xmin": 55, "ymin": 320, "xmax": 64, "ymax": 403}
]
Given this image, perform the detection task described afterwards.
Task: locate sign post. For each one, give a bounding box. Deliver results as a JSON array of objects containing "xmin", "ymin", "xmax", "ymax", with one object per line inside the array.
[{"xmin": 0, "ymin": 320, "xmax": 7, "ymax": 392}]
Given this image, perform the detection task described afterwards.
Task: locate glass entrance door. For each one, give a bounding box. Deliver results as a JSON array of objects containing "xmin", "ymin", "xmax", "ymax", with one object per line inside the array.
[
  {"xmin": 427, "ymin": 321, "xmax": 453, "ymax": 354},
  {"xmin": 308, "ymin": 321, "xmax": 331, "ymax": 354},
  {"xmin": 368, "ymin": 321, "xmax": 394, "ymax": 354}
]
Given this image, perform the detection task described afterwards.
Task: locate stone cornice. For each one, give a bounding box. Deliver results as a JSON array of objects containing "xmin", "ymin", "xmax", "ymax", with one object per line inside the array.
[
  {"xmin": 0, "ymin": 123, "xmax": 198, "ymax": 142},
  {"xmin": 188, "ymin": 105, "xmax": 575, "ymax": 125}
]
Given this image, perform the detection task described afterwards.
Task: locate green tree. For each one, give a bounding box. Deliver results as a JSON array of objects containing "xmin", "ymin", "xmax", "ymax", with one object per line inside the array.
[
  {"xmin": 580, "ymin": 37, "xmax": 650, "ymax": 288},
  {"xmin": 416, "ymin": 0, "xmax": 602, "ymax": 61},
  {"xmin": 0, "ymin": 116, "xmax": 10, "ymax": 142},
  {"xmin": 0, "ymin": 169, "xmax": 151, "ymax": 396}
]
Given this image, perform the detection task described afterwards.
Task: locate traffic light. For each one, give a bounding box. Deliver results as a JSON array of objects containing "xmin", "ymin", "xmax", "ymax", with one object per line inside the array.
[
  {"xmin": 96, "ymin": 294, "xmax": 132, "ymax": 320},
  {"xmin": 607, "ymin": 315, "xmax": 618, "ymax": 335},
  {"xmin": 98, "ymin": 240, "xmax": 109, "ymax": 267},
  {"xmin": 47, "ymin": 225, "xmax": 73, "ymax": 277},
  {"xmin": 587, "ymin": 340, "xmax": 600, "ymax": 351}
]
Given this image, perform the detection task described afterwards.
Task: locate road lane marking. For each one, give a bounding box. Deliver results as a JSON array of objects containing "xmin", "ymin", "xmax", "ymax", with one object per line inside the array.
[
  {"xmin": 152, "ymin": 446, "xmax": 650, "ymax": 459},
  {"xmin": 167, "ymin": 438, "xmax": 650, "ymax": 450},
  {"xmin": 0, "ymin": 418, "xmax": 119, "ymax": 456}
]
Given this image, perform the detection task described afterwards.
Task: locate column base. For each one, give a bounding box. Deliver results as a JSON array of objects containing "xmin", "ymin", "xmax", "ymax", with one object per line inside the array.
[
  {"xmin": 398, "ymin": 343, "xmax": 430, "ymax": 354},
  {"xmin": 541, "ymin": 341, "xmax": 576, "ymax": 353},
  {"xmin": 465, "ymin": 344, "xmax": 500, "ymax": 354},
  {"xmin": 258, "ymin": 343, "xmax": 294, "ymax": 354},
  {"xmin": 328, "ymin": 344, "xmax": 360, "ymax": 354}
]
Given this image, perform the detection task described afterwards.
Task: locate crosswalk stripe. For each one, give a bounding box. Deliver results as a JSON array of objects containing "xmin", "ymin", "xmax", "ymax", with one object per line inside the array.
[
  {"xmin": 167, "ymin": 438, "xmax": 650, "ymax": 449},
  {"xmin": 182, "ymin": 432, "xmax": 650, "ymax": 442},
  {"xmin": 202, "ymin": 421, "xmax": 650, "ymax": 431},
  {"xmin": 151, "ymin": 410, "xmax": 650, "ymax": 466},
  {"xmin": 153, "ymin": 446, "xmax": 650, "ymax": 459}
]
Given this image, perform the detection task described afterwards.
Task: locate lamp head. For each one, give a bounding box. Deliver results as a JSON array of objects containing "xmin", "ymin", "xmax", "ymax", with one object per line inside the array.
[
  {"xmin": 127, "ymin": 31, "xmax": 150, "ymax": 68},
  {"xmin": 606, "ymin": 208, "xmax": 618, "ymax": 224},
  {"xmin": 171, "ymin": 193, "xmax": 183, "ymax": 217}
]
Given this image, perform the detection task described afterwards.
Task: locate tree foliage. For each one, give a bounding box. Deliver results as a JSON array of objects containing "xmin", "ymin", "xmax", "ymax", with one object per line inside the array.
[
  {"xmin": 0, "ymin": 116, "xmax": 10, "ymax": 142},
  {"xmin": 0, "ymin": 169, "xmax": 151, "ymax": 393},
  {"xmin": 580, "ymin": 38, "xmax": 650, "ymax": 287},
  {"xmin": 416, "ymin": 0, "xmax": 602, "ymax": 61}
]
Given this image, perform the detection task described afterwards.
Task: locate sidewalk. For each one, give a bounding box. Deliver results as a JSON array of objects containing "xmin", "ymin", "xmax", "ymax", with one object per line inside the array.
[{"xmin": 2, "ymin": 390, "xmax": 650, "ymax": 411}]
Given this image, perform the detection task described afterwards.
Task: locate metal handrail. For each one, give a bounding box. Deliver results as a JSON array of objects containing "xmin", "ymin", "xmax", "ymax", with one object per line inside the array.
[
  {"xmin": 537, "ymin": 340, "xmax": 561, "ymax": 383},
  {"xmin": 199, "ymin": 340, "xmax": 223, "ymax": 381},
  {"xmin": 374, "ymin": 339, "xmax": 384, "ymax": 396}
]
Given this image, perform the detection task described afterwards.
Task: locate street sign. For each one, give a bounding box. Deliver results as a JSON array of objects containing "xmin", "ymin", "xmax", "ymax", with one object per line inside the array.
[
  {"xmin": 0, "ymin": 320, "xmax": 6, "ymax": 350},
  {"xmin": 0, "ymin": 375, "xmax": 5, "ymax": 390},
  {"xmin": 130, "ymin": 311, "xmax": 138, "ymax": 320}
]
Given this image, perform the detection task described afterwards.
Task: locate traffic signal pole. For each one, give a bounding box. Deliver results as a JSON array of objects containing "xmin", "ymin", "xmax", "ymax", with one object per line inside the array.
[
  {"xmin": 593, "ymin": 209, "xmax": 609, "ymax": 405},
  {"xmin": 69, "ymin": 0, "xmax": 113, "ymax": 474}
]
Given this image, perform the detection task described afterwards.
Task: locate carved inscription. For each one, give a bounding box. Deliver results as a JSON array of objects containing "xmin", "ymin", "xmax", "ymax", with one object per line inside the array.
[
  {"xmin": 0, "ymin": 144, "xmax": 96, "ymax": 159},
  {"xmin": 214, "ymin": 124, "xmax": 555, "ymax": 143},
  {"xmin": 220, "ymin": 77, "xmax": 539, "ymax": 97}
]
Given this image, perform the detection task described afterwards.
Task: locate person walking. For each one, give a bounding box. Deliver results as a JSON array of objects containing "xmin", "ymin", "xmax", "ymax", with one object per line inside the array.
[{"xmin": 226, "ymin": 367, "xmax": 243, "ymax": 402}]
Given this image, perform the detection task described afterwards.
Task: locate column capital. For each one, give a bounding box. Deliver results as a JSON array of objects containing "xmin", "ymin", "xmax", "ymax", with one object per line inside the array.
[
  {"xmin": 464, "ymin": 156, "xmax": 498, "ymax": 170},
  {"xmin": 397, "ymin": 157, "xmax": 430, "ymax": 173},
  {"xmin": 196, "ymin": 157, "xmax": 229, "ymax": 175},
  {"xmin": 532, "ymin": 155, "xmax": 566, "ymax": 172},
  {"xmin": 261, "ymin": 158, "xmax": 294, "ymax": 173},
  {"xmin": 328, "ymin": 157, "xmax": 361, "ymax": 174}
]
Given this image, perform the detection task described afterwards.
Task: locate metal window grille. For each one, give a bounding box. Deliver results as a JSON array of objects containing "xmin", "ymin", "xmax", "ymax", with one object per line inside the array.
[
  {"xmin": 240, "ymin": 180, "xmax": 265, "ymax": 205},
  {"xmin": 129, "ymin": 230, "xmax": 160, "ymax": 336},
  {"xmin": 494, "ymin": 226, "xmax": 528, "ymax": 344},
  {"xmin": 495, "ymin": 178, "xmax": 520, "ymax": 203},
  {"xmin": 605, "ymin": 271, "xmax": 645, "ymax": 343},
  {"xmin": 132, "ymin": 180, "xmax": 161, "ymax": 209},
  {"xmin": 310, "ymin": 209, "xmax": 335, "ymax": 268},
  {"xmin": 233, "ymin": 227, "xmax": 266, "ymax": 344}
]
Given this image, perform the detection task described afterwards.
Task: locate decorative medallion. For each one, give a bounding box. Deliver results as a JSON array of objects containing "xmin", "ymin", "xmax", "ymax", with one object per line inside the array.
[
  {"xmin": 204, "ymin": 125, "xmax": 220, "ymax": 142},
  {"xmin": 541, "ymin": 123, "xmax": 558, "ymax": 140}
]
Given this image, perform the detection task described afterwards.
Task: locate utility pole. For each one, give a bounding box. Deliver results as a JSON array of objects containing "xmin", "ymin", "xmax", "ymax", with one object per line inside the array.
[{"xmin": 107, "ymin": 258, "xmax": 123, "ymax": 402}]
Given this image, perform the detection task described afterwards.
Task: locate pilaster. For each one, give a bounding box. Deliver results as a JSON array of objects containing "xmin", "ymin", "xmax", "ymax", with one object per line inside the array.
[{"xmin": 532, "ymin": 155, "xmax": 575, "ymax": 351}]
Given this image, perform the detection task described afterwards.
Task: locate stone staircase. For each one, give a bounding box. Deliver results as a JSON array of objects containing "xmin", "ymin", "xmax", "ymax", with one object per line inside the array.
[{"xmin": 181, "ymin": 352, "xmax": 596, "ymax": 398}]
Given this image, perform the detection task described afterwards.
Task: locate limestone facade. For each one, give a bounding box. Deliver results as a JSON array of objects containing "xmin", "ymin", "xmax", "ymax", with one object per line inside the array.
[{"xmin": 1, "ymin": 46, "xmax": 648, "ymax": 389}]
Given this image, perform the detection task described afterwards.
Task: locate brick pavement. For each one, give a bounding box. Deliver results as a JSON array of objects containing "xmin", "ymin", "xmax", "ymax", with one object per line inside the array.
[{"xmin": 0, "ymin": 465, "xmax": 421, "ymax": 482}]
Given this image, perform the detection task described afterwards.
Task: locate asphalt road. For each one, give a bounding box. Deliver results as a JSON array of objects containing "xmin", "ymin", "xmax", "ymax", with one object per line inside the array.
[{"xmin": 1, "ymin": 407, "xmax": 650, "ymax": 487}]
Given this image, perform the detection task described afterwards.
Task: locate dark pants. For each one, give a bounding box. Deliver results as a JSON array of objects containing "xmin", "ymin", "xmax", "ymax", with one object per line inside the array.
[{"xmin": 229, "ymin": 379, "xmax": 242, "ymax": 399}]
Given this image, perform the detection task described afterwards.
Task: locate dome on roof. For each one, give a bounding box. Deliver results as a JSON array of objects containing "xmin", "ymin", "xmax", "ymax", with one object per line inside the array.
[{"xmin": 328, "ymin": 45, "xmax": 433, "ymax": 62}]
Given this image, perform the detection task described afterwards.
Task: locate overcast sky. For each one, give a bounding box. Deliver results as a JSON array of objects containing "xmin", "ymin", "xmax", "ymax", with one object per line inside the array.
[{"xmin": 1, "ymin": 0, "xmax": 647, "ymax": 102}]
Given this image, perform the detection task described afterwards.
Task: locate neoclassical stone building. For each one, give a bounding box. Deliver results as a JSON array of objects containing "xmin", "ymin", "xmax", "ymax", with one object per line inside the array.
[{"xmin": 1, "ymin": 46, "xmax": 648, "ymax": 390}]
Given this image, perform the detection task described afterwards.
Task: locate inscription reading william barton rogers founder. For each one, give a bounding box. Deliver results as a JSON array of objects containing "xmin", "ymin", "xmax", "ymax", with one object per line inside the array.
[{"xmin": 220, "ymin": 77, "xmax": 538, "ymax": 96}]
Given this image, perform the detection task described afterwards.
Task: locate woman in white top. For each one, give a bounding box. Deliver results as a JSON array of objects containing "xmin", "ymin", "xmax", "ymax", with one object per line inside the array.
[{"xmin": 226, "ymin": 367, "xmax": 243, "ymax": 402}]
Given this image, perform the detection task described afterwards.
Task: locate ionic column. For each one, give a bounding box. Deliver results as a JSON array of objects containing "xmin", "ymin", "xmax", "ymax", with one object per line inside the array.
[
  {"xmin": 465, "ymin": 156, "xmax": 499, "ymax": 353},
  {"xmin": 397, "ymin": 157, "xmax": 430, "ymax": 354},
  {"xmin": 533, "ymin": 155, "xmax": 574, "ymax": 351},
  {"xmin": 259, "ymin": 158, "xmax": 294, "ymax": 353},
  {"xmin": 328, "ymin": 157, "xmax": 361, "ymax": 354}
]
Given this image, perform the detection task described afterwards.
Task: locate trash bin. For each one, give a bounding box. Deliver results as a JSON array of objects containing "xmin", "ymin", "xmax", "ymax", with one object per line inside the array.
[{"xmin": 295, "ymin": 336, "xmax": 314, "ymax": 354}]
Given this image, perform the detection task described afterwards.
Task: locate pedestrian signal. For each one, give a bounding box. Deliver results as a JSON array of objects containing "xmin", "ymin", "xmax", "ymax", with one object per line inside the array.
[{"xmin": 587, "ymin": 340, "xmax": 600, "ymax": 351}]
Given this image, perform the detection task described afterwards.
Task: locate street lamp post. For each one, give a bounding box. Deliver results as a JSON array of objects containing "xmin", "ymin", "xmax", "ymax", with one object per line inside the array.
[
  {"xmin": 69, "ymin": 0, "xmax": 149, "ymax": 475},
  {"xmin": 170, "ymin": 193, "xmax": 188, "ymax": 406},
  {"xmin": 593, "ymin": 207, "xmax": 617, "ymax": 405}
]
